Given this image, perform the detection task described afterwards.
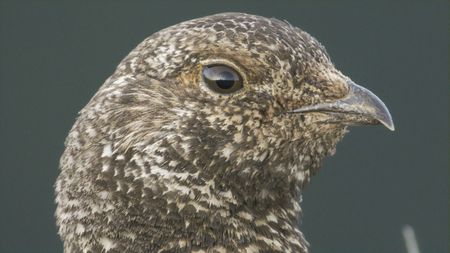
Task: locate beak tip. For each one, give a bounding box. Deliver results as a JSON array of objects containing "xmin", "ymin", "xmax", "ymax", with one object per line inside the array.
[
  {"xmin": 348, "ymin": 81, "xmax": 395, "ymax": 132},
  {"xmin": 378, "ymin": 112, "xmax": 395, "ymax": 131},
  {"xmin": 384, "ymin": 121, "xmax": 395, "ymax": 131}
]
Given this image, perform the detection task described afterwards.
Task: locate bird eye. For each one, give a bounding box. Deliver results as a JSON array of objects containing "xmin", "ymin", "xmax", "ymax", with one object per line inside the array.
[{"xmin": 202, "ymin": 64, "xmax": 243, "ymax": 94}]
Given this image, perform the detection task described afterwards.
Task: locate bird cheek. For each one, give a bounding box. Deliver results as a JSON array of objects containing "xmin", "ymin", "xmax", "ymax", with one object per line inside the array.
[{"xmin": 176, "ymin": 64, "xmax": 204, "ymax": 90}]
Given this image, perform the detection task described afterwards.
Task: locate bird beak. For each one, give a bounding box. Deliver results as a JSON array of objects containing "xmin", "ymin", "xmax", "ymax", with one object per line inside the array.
[{"xmin": 291, "ymin": 81, "xmax": 395, "ymax": 131}]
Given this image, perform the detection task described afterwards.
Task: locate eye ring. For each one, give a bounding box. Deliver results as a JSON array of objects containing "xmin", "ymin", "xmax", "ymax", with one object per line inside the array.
[{"xmin": 202, "ymin": 64, "xmax": 244, "ymax": 95}]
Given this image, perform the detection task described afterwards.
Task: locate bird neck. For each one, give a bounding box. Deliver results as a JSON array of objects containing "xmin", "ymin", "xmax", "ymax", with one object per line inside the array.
[
  {"xmin": 88, "ymin": 128, "xmax": 316, "ymax": 252},
  {"xmin": 154, "ymin": 165, "xmax": 308, "ymax": 252},
  {"xmin": 147, "ymin": 136, "xmax": 307, "ymax": 222}
]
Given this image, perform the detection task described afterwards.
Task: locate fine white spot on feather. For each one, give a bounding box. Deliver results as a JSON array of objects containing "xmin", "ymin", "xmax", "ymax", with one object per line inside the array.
[
  {"xmin": 238, "ymin": 211, "xmax": 254, "ymax": 221},
  {"xmin": 230, "ymin": 114, "xmax": 243, "ymax": 123},
  {"xmin": 101, "ymin": 163, "xmax": 110, "ymax": 173},
  {"xmin": 168, "ymin": 160, "xmax": 179, "ymax": 167},
  {"xmin": 266, "ymin": 212, "xmax": 278, "ymax": 223},
  {"xmin": 201, "ymin": 194, "xmax": 224, "ymax": 207},
  {"xmin": 97, "ymin": 191, "xmax": 109, "ymax": 199},
  {"xmin": 74, "ymin": 210, "xmax": 89, "ymax": 219},
  {"xmin": 187, "ymin": 201, "xmax": 209, "ymax": 212},
  {"xmin": 153, "ymin": 154, "xmax": 164, "ymax": 164},
  {"xmin": 244, "ymin": 244, "xmax": 261, "ymax": 253},
  {"xmin": 163, "ymin": 182, "xmax": 192, "ymax": 197},
  {"xmin": 233, "ymin": 132, "xmax": 243, "ymax": 143},
  {"xmin": 101, "ymin": 144, "xmax": 113, "ymax": 158},
  {"xmin": 85, "ymin": 126, "xmax": 97, "ymax": 138},
  {"xmin": 111, "ymin": 75, "xmax": 133, "ymax": 86},
  {"xmin": 295, "ymin": 171, "xmax": 305, "ymax": 182},
  {"xmin": 75, "ymin": 223, "xmax": 85, "ymax": 234},
  {"xmin": 147, "ymin": 165, "xmax": 198, "ymax": 181},
  {"xmin": 65, "ymin": 199, "xmax": 80, "ymax": 207},
  {"xmin": 124, "ymin": 232, "xmax": 137, "ymax": 241},
  {"xmin": 220, "ymin": 143, "xmax": 235, "ymax": 160},
  {"xmin": 210, "ymin": 246, "xmax": 227, "ymax": 253},
  {"xmin": 99, "ymin": 237, "xmax": 116, "ymax": 252},
  {"xmin": 288, "ymin": 235, "xmax": 304, "ymax": 247},
  {"xmin": 116, "ymin": 181, "xmax": 123, "ymax": 192},
  {"xmin": 254, "ymin": 219, "xmax": 268, "ymax": 227},
  {"xmin": 256, "ymin": 235, "xmax": 283, "ymax": 251}
]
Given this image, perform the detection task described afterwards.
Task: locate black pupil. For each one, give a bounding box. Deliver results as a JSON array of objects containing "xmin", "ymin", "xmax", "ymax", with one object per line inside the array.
[{"xmin": 216, "ymin": 71, "xmax": 235, "ymax": 89}]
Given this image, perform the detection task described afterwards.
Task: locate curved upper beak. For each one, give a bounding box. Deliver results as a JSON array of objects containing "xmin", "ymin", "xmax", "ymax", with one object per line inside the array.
[{"xmin": 292, "ymin": 81, "xmax": 395, "ymax": 131}]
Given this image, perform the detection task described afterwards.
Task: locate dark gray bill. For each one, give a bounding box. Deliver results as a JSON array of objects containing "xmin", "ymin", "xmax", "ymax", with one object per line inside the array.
[{"xmin": 291, "ymin": 81, "xmax": 395, "ymax": 131}]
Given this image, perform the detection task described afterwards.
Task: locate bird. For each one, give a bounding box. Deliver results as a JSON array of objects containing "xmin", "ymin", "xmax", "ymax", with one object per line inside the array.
[{"xmin": 55, "ymin": 12, "xmax": 394, "ymax": 253}]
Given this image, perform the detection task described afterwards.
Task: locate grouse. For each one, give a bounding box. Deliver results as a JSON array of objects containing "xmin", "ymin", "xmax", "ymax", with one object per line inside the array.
[{"xmin": 55, "ymin": 12, "xmax": 394, "ymax": 253}]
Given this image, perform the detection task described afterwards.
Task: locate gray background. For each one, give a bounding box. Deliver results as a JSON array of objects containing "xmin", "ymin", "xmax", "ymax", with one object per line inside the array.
[{"xmin": 0, "ymin": 1, "xmax": 448, "ymax": 252}]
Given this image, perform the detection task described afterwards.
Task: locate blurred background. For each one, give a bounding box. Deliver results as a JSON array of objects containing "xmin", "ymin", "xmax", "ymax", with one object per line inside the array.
[{"xmin": 0, "ymin": 1, "xmax": 447, "ymax": 252}]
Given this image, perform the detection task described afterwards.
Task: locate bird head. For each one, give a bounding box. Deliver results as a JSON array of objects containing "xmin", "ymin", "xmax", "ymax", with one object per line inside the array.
[
  {"xmin": 84, "ymin": 12, "xmax": 393, "ymax": 204},
  {"xmin": 57, "ymin": 12, "xmax": 394, "ymax": 252}
]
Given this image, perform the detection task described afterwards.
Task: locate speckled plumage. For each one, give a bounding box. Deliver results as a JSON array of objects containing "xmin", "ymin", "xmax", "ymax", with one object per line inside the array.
[{"xmin": 55, "ymin": 13, "xmax": 393, "ymax": 253}]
